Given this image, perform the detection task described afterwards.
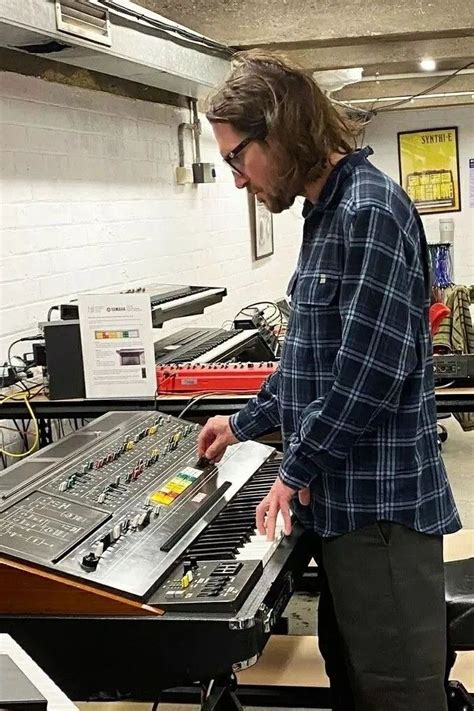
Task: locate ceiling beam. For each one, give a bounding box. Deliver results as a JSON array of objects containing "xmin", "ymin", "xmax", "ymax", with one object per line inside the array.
[
  {"xmin": 136, "ymin": 0, "xmax": 474, "ymax": 47},
  {"xmin": 284, "ymin": 36, "xmax": 474, "ymax": 72},
  {"xmin": 333, "ymin": 72, "xmax": 474, "ymax": 109},
  {"xmin": 335, "ymin": 72, "xmax": 473, "ymax": 98}
]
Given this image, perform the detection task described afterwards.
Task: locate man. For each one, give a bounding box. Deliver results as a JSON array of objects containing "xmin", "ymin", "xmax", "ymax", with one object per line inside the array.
[{"xmin": 197, "ymin": 51, "xmax": 461, "ymax": 711}]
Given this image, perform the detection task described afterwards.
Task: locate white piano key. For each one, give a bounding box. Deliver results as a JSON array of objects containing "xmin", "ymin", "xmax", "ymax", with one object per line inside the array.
[
  {"xmin": 191, "ymin": 329, "xmax": 260, "ymax": 363},
  {"xmin": 159, "ymin": 288, "xmax": 224, "ymax": 313},
  {"xmin": 235, "ymin": 512, "xmax": 286, "ymax": 567}
]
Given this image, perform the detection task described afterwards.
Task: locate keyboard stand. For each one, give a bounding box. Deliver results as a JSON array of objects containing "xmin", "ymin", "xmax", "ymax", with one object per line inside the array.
[{"xmin": 202, "ymin": 674, "xmax": 243, "ymax": 711}]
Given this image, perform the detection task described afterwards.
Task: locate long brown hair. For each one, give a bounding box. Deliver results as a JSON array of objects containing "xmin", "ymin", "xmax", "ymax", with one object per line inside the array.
[{"xmin": 206, "ymin": 50, "xmax": 361, "ymax": 189}]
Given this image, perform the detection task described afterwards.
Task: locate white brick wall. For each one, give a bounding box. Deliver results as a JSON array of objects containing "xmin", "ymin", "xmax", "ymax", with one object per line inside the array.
[
  {"xmin": 0, "ymin": 71, "xmax": 303, "ymax": 360},
  {"xmin": 365, "ymin": 106, "xmax": 474, "ymax": 287},
  {"xmin": 2, "ymin": 72, "xmax": 472, "ymax": 365}
]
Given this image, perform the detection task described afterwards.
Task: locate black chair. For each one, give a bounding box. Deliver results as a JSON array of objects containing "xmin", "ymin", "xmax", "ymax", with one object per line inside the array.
[{"xmin": 445, "ymin": 557, "xmax": 474, "ymax": 710}]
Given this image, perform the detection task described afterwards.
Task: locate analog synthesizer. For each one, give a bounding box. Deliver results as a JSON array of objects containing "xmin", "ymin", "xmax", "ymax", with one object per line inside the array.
[
  {"xmin": 0, "ymin": 412, "xmax": 311, "ymax": 698},
  {"xmin": 156, "ymin": 361, "xmax": 277, "ymax": 393},
  {"xmin": 0, "ymin": 412, "xmax": 307, "ymax": 610}
]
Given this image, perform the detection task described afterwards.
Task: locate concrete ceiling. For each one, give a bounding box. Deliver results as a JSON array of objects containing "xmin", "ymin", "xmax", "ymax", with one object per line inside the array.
[{"xmin": 134, "ymin": 0, "xmax": 474, "ymax": 109}]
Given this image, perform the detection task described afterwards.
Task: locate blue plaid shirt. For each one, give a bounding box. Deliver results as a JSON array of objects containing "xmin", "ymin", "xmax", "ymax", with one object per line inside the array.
[{"xmin": 230, "ymin": 147, "xmax": 461, "ymax": 537}]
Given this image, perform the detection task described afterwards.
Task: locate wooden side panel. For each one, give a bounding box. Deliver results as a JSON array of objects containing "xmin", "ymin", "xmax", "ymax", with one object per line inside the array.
[{"xmin": 0, "ymin": 557, "xmax": 163, "ymax": 616}]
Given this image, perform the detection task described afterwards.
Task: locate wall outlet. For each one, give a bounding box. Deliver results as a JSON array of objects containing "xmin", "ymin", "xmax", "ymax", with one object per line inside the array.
[
  {"xmin": 192, "ymin": 162, "xmax": 216, "ymax": 183},
  {"xmin": 175, "ymin": 166, "xmax": 194, "ymax": 184}
]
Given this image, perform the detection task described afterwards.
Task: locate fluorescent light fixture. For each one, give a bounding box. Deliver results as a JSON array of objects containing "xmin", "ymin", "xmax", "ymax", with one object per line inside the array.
[{"xmin": 420, "ymin": 58, "xmax": 437, "ymax": 71}]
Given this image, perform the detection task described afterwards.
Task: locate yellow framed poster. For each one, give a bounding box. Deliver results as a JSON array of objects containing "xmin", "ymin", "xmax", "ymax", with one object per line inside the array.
[{"xmin": 397, "ymin": 127, "xmax": 461, "ymax": 214}]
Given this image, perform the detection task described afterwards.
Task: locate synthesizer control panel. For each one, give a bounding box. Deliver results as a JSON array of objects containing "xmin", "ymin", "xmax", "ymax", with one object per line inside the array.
[
  {"xmin": 0, "ymin": 412, "xmax": 273, "ymax": 601},
  {"xmin": 151, "ymin": 559, "xmax": 263, "ymax": 613}
]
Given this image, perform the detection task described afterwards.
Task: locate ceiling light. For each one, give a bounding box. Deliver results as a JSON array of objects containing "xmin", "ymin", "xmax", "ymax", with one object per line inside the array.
[{"xmin": 420, "ymin": 58, "xmax": 437, "ymax": 71}]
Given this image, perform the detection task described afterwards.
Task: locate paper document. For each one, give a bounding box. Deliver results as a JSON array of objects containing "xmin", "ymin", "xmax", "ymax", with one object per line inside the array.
[{"xmin": 78, "ymin": 293, "xmax": 156, "ymax": 398}]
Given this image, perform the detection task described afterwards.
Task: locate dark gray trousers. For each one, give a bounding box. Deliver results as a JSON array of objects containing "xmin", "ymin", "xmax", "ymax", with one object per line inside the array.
[{"xmin": 313, "ymin": 522, "xmax": 448, "ymax": 711}]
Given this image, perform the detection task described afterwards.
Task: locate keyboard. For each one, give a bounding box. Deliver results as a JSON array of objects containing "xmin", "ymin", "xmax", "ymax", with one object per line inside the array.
[
  {"xmin": 156, "ymin": 362, "xmax": 277, "ymax": 393},
  {"xmin": 154, "ymin": 327, "xmax": 262, "ymax": 364}
]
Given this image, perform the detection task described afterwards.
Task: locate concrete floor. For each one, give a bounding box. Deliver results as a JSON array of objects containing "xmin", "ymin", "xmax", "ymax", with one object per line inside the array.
[
  {"xmin": 78, "ymin": 417, "xmax": 472, "ymax": 710},
  {"xmin": 439, "ymin": 416, "xmax": 474, "ymax": 528},
  {"xmin": 280, "ymin": 416, "xmax": 474, "ymax": 640}
]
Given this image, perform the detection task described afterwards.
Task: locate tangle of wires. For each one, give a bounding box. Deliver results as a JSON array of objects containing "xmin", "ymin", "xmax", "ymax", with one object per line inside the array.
[
  {"xmin": 233, "ymin": 301, "xmax": 283, "ymax": 327},
  {"xmin": 4, "ymin": 334, "xmax": 44, "ymax": 388},
  {"xmin": 1, "ymin": 335, "xmax": 91, "ymax": 466},
  {"xmin": 233, "ymin": 300, "xmax": 286, "ymax": 344}
]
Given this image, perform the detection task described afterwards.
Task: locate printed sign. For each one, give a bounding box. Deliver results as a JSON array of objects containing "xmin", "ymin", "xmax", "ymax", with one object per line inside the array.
[{"xmin": 398, "ymin": 127, "xmax": 461, "ymax": 214}]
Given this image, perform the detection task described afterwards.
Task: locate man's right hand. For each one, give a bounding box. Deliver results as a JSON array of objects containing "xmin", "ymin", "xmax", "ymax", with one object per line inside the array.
[{"xmin": 197, "ymin": 415, "xmax": 239, "ymax": 463}]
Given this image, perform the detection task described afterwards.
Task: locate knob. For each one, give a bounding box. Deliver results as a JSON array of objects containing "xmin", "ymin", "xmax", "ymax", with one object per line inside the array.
[
  {"xmin": 190, "ymin": 556, "xmax": 199, "ymax": 570},
  {"xmin": 196, "ymin": 456, "xmax": 210, "ymax": 469},
  {"xmin": 81, "ymin": 553, "xmax": 100, "ymax": 571}
]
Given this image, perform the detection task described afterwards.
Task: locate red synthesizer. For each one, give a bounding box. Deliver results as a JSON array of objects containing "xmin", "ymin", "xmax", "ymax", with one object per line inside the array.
[{"xmin": 156, "ymin": 362, "xmax": 278, "ymax": 393}]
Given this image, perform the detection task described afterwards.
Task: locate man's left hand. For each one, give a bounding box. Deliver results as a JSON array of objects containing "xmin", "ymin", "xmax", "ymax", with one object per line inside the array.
[{"xmin": 256, "ymin": 478, "xmax": 310, "ymax": 540}]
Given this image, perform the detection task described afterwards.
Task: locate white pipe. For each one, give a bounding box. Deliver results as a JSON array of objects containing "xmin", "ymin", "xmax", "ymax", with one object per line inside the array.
[
  {"xmin": 347, "ymin": 90, "xmax": 474, "ymax": 104},
  {"xmin": 360, "ymin": 68, "xmax": 474, "ymax": 82}
]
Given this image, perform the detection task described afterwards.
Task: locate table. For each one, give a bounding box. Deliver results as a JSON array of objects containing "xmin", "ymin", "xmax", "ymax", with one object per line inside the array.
[
  {"xmin": 1, "ymin": 385, "xmax": 473, "ymax": 447},
  {"xmin": 432, "ymin": 386, "xmax": 474, "ymax": 413},
  {"xmin": 1, "ymin": 386, "xmax": 473, "ymax": 418}
]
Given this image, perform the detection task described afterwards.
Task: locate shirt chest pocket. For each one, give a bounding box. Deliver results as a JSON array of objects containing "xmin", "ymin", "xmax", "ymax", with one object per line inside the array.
[{"xmin": 292, "ymin": 273, "xmax": 342, "ymax": 346}]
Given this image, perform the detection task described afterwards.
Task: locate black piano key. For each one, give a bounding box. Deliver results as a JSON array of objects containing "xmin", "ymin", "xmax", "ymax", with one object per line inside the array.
[
  {"xmin": 188, "ymin": 546, "xmax": 237, "ymax": 558},
  {"xmin": 197, "ymin": 531, "xmax": 249, "ymax": 543},
  {"xmin": 181, "ymin": 456, "xmax": 283, "ymax": 564},
  {"xmin": 227, "ymin": 496, "xmax": 265, "ymax": 504},
  {"xmin": 213, "ymin": 517, "xmax": 255, "ymax": 526},
  {"xmin": 199, "ymin": 527, "xmax": 251, "ymax": 538},
  {"xmin": 210, "ymin": 515, "xmax": 252, "ymax": 523},
  {"xmin": 214, "ymin": 512, "xmax": 255, "ymax": 521},
  {"xmin": 192, "ymin": 552, "xmax": 235, "ymax": 561},
  {"xmin": 197, "ymin": 538, "xmax": 247, "ymax": 549}
]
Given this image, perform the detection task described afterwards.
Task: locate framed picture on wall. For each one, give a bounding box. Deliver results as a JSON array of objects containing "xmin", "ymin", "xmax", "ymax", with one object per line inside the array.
[
  {"xmin": 249, "ymin": 195, "xmax": 274, "ymax": 260},
  {"xmin": 397, "ymin": 127, "xmax": 461, "ymax": 215}
]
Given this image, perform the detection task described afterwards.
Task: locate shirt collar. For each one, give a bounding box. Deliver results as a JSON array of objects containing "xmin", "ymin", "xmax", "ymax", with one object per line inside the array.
[{"xmin": 302, "ymin": 146, "xmax": 374, "ymax": 218}]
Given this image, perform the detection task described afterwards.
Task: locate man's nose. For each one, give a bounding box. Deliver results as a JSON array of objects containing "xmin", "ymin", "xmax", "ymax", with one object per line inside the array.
[{"xmin": 233, "ymin": 173, "xmax": 249, "ymax": 189}]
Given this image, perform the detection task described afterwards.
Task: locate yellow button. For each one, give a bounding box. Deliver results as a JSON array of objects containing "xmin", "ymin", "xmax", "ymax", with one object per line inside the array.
[
  {"xmin": 150, "ymin": 492, "xmax": 173, "ymax": 506},
  {"xmin": 181, "ymin": 575, "xmax": 189, "ymax": 589},
  {"xmin": 167, "ymin": 482, "xmax": 186, "ymax": 493}
]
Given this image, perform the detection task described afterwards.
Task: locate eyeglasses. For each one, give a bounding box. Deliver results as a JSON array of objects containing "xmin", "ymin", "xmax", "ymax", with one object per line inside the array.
[{"xmin": 223, "ymin": 133, "xmax": 266, "ymax": 177}]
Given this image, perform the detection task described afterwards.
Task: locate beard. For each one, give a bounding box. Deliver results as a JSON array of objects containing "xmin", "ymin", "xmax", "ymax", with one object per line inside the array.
[
  {"xmin": 251, "ymin": 181, "xmax": 299, "ymax": 214},
  {"xmin": 264, "ymin": 189, "xmax": 298, "ymax": 214},
  {"xmin": 253, "ymin": 166, "xmax": 303, "ymax": 214}
]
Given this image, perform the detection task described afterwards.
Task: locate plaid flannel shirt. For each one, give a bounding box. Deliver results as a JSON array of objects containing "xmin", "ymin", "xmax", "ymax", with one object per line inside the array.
[{"xmin": 230, "ymin": 147, "xmax": 461, "ymax": 537}]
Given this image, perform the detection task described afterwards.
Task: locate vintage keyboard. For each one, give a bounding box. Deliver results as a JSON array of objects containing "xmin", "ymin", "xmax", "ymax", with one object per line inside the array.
[
  {"xmin": 58, "ymin": 284, "xmax": 227, "ymax": 328},
  {"xmin": 121, "ymin": 284, "xmax": 227, "ymax": 328},
  {"xmin": 156, "ymin": 361, "xmax": 277, "ymax": 393},
  {"xmin": 0, "ymin": 412, "xmax": 311, "ymax": 699},
  {"xmin": 154, "ymin": 327, "xmax": 275, "ymax": 364}
]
